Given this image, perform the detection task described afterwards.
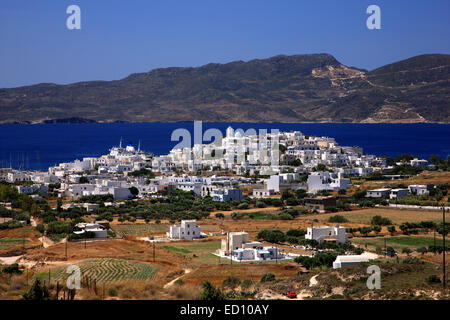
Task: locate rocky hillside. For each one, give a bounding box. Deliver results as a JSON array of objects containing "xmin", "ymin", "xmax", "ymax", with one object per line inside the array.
[{"xmin": 0, "ymin": 53, "xmax": 448, "ymax": 123}]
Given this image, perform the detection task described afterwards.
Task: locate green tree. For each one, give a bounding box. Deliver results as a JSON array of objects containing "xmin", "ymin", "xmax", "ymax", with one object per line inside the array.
[
  {"xmin": 402, "ymin": 247, "xmax": 412, "ymax": 256},
  {"xmin": 198, "ymin": 281, "xmax": 226, "ymax": 300},
  {"xmin": 22, "ymin": 279, "xmax": 50, "ymax": 300},
  {"xmin": 129, "ymin": 187, "xmax": 139, "ymax": 197}
]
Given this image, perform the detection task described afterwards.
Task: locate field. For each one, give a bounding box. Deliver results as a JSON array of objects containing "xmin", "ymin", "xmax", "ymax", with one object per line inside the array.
[
  {"xmin": 352, "ymin": 236, "xmax": 438, "ymax": 251},
  {"xmin": 299, "ymin": 207, "xmax": 449, "ymax": 225},
  {"xmin": 36, "ymin": 258, "xmax": 157, "ymax": 283},
  {"xmin": 0, "ymin": 238, "xmax": 29, "ymax": 250},
  {"xmin": 111, "ymin": 224, "xmax": 169, "ymax": 236},
  {"xmin": 158, "ymin": 240, "xmax": 222, "ymax": 265},
  {"xmin": 182, "ymin": 263, "xmax": 299, "ymax": 286}
]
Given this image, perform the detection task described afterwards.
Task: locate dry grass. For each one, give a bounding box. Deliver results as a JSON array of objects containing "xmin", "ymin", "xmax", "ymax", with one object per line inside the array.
[
  {"xmin": 297, "ymin": 207, "xmax": 449, "ymax": 225},
  {"xmin": 182, "ymin": 263, "xmax": 299, "ymax": 286}
]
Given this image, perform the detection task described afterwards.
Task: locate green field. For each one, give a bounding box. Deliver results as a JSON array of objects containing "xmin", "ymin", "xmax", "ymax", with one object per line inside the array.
[
  {"xmin": 111, "ymin": 224, "xmax": 169, "ymax": 236},
  {"xmin": 37, "ymin": 258, "xmax": 157, "ymax": 283},
  {"xmin": 159, "ymin": 241, "xmax": 222, "ymax": 264},
  {"xmin": 0, "ymin": 238, "xmax": 29, "ymax": 250},
  {"xmin": 352, "ymin": 236, "xmax": 438, "ymax": 251}
]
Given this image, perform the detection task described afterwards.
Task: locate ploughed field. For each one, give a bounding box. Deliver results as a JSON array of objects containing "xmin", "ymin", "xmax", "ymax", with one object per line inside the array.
[{"xmin": 35, "ymin": 258, "xmax": 157, "ymax": 283}]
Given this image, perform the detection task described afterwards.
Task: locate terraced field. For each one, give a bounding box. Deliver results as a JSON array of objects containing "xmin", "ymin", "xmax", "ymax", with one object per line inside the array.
[{"xmin": 45, "ymin": 258, "xmax": 157, "ymax": 283}]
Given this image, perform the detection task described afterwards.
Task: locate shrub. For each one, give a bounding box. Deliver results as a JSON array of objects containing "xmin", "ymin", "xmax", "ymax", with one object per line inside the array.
[
  {"xmin": 198, "ymin": 281, "xmax": 226, "ymax": 300},
  {"xmin": 222, "ymin": 276, "xmax": 241, "ymax": 289},
  {"xmin": 241, "ymin": 279, "xmax": 253, "ymax": 290},
  {"xmin": 1, "ymin": 263, "xmax": 22, "ymax": 274},
  {"xmin": 328, "ymin": 215, "xmax": 348, "ymax": 223},
  {"xmin": 108, "ymin": 287, "xmax": 118, "ymax": 297},
  {"xmin": 260, "ymin": 273, "xmax": 275, "ymax": 283},
  {"xmin": 426, "ymin": 275, "xmax": 441, "ymax": 284},
  {"xmin": 371, "ymin": 215, "xmax": 392, "ymax": 226}
]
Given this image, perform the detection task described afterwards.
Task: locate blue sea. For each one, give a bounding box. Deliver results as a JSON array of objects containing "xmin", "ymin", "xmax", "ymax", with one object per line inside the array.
[{"xmin": 0, "ymin": 122, "xmax": 448, "ymax": 171}]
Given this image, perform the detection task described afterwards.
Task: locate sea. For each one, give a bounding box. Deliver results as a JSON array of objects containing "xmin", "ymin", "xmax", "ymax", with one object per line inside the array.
[{"xmin": 0, "ymin": 122, "xmax": 448, "ymax": 171}]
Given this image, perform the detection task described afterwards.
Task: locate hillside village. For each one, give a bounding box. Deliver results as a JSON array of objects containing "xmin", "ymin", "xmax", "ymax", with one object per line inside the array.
[{"xmin": 0, "ymin": 127, "xmax": 448, "ymax": 300}]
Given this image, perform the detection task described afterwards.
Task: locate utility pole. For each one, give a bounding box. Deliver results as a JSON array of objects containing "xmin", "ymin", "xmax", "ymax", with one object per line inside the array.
[
  {"xmin": 153, "ymin": 242, "xmax": 155, "ymax": 262},
  {"xmin": 443, "ymin": 206, "xmax": 446, "ymax": 289},
  {"xmin": 434, "ymin": 228, "xmax": 436, "ymax": 254}
]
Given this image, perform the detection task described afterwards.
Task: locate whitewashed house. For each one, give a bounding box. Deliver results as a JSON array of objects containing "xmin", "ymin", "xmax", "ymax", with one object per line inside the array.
[
  {"xmin": 168, "ymin": 220, "xmax": 201, "ymax": 240},
  {"xmin": 305, "ymin": 225, "xmax": 348, "ymax": 244}
]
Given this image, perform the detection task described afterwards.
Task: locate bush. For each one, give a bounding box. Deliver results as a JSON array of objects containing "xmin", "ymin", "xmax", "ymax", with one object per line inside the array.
[
  {"xmin": 108, "ymin": 287, "xmax": 118, "ymax": 297},
  {"xmin": 426, "ymin": 275, "xmax": 441, "ymax": 284},
  {"xmin": 215, "ymin": 213, "xmax": 225, "ymax": 219},
  {"xmin": 257, "ymin": 229, "xmax": 285, "ymax": 243},
  {"xmin": 241, "ymin": 279, "xmax": 253, "ymax": 290},
  {"xmin": 222, "ymin": 276, "xmax": 241, "ymax": 289},
  {"xmin": 328, "ymin": 215, "xmax": 348, "ymax": 223},
  {"xmin": 371, "ymin": 215, "xmax": 392, "ymax": 226},
  {"xmin": 260, "ymin": 273, "xmax": 275, "ymax": 283},
  {"xmin": 198, "ymin": 281, "xmax": 226, "ymax": 300},
  {"xmin": 237, "ymin": 203, "xmax": 249, "ymax": 210},
  {"xmin": 1, "ymin": 263, "xmax": 22, "ymax": 274},
  {"xmin": 36, "ymin": 224, "xmax": 45, "ymax": 234}
]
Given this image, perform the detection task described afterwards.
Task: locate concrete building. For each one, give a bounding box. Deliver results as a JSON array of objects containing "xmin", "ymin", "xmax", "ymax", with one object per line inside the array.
[
  {"xmin": 305, "ymin": 225, "xmax": 348, "ymax": 244},
  {"xmin": 252, "ymin": 189, "xmax": 275, "ymax": 198},
  {"xmin": 212, "ymin": 188, "xmax": 243, "ymax": 202},
  {"xmin": 408, "ymin": 184, "xmax": 430, "ymax": 195},
  {"xmin": 307, "ymin": 171, "xmax": 351, "ymax": 193},
  {"xmin": 168, "ymin": 220, "xmax": 201, "ymax": 240},
  {"xmin": 366, "ymin": 188, "xmax": 391, "ymax": 198},
  {"xmin": 74, "ymin": 223, "xmax": 108, "ymax": 238},
  {"xmin": 333, "ymin": 255, "xmax": 371, "ymax": 269},
  {"xmin": 304, "ymin": 197, "xmax": 337, "ymax": 213},
  {"xmin": 390, "ymin": 188, "xmax": 409, "ymax": 199}
]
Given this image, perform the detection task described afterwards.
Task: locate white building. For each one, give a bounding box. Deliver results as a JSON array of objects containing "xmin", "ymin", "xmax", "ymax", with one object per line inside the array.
[
  {"xmin": 333, "ymin": 255, "xmax": 371, "ymax": 269},
  {"xmin": 168, "ymin": 220, "xmax": 201, "ymax": 240},
  {"xmin": 211, "ymin": 188, "xmax": 243, "ymax": 202},
  {"xmin": 307, "ymin": 171, "xmax": 351, "ymax": 193},
  {"xmin": 390, "ymin": 188, "xmax": 409, "ymax": 199},
  {"xmin": 305, "ymin": 225, "xmax": 348, "ymax": 244},
  {"xmin": 252, "ymin": 189, "xmax": 275, "ymax": 198},
  {"xmin": 408, "ymin": 184, "xmax": 429, "ymax": 195},
  {"xmin": 74, "ymin": 223, "xmax": 107, "ymax": 238},
  {"xmin": 16, "ymin": 184, "xmax": 48, "ymax": 195},
  {"xmin": 366, "ymin": 188, "xmax": 391, "ymax": 198}
]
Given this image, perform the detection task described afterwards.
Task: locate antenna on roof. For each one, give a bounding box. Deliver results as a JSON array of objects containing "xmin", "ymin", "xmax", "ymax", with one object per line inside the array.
[
  {"xmin": 138, "ymin": 140, "xmax": 141, "ymax": 152},
  {"xmin": 119, "ymin": 137, "xmax": 123, "ymax": 148}
]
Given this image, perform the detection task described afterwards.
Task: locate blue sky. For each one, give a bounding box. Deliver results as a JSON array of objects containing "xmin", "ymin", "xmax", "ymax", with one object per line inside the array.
[{"xmin": 0, "ymin": 0, "xmax": 449, "ymax": 88}]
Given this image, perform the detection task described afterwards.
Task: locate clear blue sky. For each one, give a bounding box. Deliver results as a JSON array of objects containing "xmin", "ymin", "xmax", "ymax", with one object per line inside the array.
[{"xmin": 1, "ymin": 0, "xmax": 449, "ymax": 88}]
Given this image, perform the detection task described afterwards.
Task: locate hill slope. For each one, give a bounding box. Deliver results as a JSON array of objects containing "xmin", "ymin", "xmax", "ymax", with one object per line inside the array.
[{"xmin": 0, "ymin": 53, "xmax": 448, "ymax": 123}]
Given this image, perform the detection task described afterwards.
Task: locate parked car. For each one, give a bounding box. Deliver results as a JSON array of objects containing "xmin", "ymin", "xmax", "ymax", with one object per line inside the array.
[{"xmin": 283, "ymin": 291, "xmax": 297, "ymax": 299}]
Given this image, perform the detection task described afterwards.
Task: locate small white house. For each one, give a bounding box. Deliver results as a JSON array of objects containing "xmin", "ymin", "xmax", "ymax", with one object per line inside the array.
[
  {"xmin": 212, "ymin": 188, "xmax": 243, "ymax": 202},
  {"xmin": 252, "ymin": 189, "xmax": 275, "ymax": 198},
  {"xmin": 408, "ymin": 184, "xmax": 429, "ymax": 195},
  {"xmin": 390, "ymin": 188, "xmax": 409, "ymax": 199},
  {"xmin": 333, "ymin": 255, "xmax": 371, "ymax": 269},
  {"xmin": 305, "ymin": 225, "xmax": 348, "ymax": 244},
  {"xmin": 74, "ymin": 223, "xmax": 107, "ymax": 238},
  {"xmin": 410, "ymin": 158, "xmax": 428, "ymax": 167},
  {"xmin": 366, "ymin": 188, "xmax": 391, "ymax": 198},
  {"xmin": 168, "ymin": 220, "xmax": 201, "ymax": 240}
]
